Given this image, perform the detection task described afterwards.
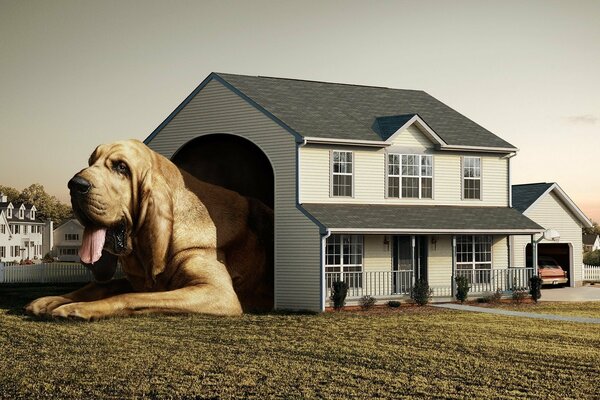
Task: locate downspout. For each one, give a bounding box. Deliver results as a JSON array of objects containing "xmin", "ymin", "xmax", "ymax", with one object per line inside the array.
[
  {"xmin": 502, "ymin": 152, "xmax": 517, "ymax": 208},
  {"xmin": 297, "ymin": 138, "xmax": 307, "ymax": 205},
  {"xmin": 320, "ymin": 228, "xmax": 332, "ymax": 311},
  {"xmin": 451, "ymin": 236, "xmax": 457, "ymax": 297}
]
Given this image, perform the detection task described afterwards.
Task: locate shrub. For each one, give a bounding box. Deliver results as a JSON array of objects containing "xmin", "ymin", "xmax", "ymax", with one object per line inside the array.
[
  {"xmin": 512, "ymin": 287, "xmax": 528, "ymax": 303},
  {"xmin": 583, "ymin": 250, "xmax": 600, "ymax": 266},
  {"xmin": 529, "ymin": 276, "xmax": 543, "ymax": 303},
  {"xmin": 42, "ymin": 252, "xmax": 54, "ymax": 263},
  {"xmin": 359, "ymin": 295, "xmax": 376, "ymax": 310},
  {"xmin": 410, "ymin": 279, "xmax": 433, "ymax": 306},
  {"xmin": 455, "ymin": 275, "xmax": 470, "ymax": 303},
  {"xmin": 330, "ymin": 281, "xmax": 348, "ymax": 311},
  {"xmin": 387, "ymin": 300, "xmax": 401, "ymax": 308},
  {"xmin": 478, "ymin": 289, "xmax": 503, "ymax": 304}
]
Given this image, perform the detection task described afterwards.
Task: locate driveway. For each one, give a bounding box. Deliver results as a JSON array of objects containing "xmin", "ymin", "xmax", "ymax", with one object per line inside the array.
[{"xmin": 540, "ymin": 285, "xmax": 600, "ymax": 302}]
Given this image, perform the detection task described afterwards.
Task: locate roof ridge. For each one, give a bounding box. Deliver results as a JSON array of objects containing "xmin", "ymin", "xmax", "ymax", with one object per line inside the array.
[{"xmin": 215, "ymin": 72, "xmax": 425, "ymax": 93}]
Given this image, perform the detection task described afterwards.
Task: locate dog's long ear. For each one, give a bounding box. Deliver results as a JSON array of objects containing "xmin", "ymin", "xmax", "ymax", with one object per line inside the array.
[{"xmin": 135, "ymin": 153, "xmax": 176, "ymax": 288}]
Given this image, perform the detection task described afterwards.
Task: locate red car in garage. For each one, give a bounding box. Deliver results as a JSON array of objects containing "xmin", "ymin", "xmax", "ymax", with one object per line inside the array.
[{"xmin": 537, "ymin": 256, "xmax": 568, "ymax": 285}]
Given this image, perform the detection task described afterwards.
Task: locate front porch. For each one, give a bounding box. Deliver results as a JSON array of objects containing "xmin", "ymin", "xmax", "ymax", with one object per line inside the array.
[{"xmin": 323, "ymin": 233, "xmax": 536, "ymax": 304}]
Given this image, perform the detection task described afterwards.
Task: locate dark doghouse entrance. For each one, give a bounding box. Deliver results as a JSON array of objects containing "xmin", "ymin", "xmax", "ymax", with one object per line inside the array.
[
  {"xmin": 172, "ymin": 134, "xmax": 275, "ymax": 309},
  {"xmin": 526, "ymin": 243, "xmax": 571, "ymax": 286}
]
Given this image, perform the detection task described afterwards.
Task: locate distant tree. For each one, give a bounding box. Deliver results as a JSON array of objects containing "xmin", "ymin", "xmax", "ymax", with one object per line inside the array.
[
  {"xmin": 0, "ymin": 185, "xmax": 20, "ymax": 202},
  {"xmin": 584, "ymin": 250, "xmax": 600, "ymax": 266},
  {"xmin": 583, "ymin": 221, "xmax": 600, "ymax": 236},
  {"xmin": 0, "ymin": 183, "xmax": 72, "ymax": 225}
]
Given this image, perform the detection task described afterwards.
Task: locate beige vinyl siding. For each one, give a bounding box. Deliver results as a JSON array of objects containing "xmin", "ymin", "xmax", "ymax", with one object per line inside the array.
[
  {"xmin": 300, "ymin": 145, "xmax": 509, "ymax": 206},
  {"xmin": 147, "ymin": 79, "xmax": 322, "ymax": 311},
  {"xmin": 512, "ymin": 191, "xmax": 585, "ymax": 284},
  {"xmin": 492, "ymin": 236, "xmax": 509, "ymax": 268},
  {"xmin": 390, "ymin": 125, "xmax": 434, "ymax": 149},
  {"xmin": 427, "ymin": 235, "xmax": 452, "ymax": 289},
  {"xmin": 363, "ymin": 235, "xmax": 391, "ymax": 272},
  {"xmin": 511, "ymin": 235, "xmax": 531, "ymax": 268}
]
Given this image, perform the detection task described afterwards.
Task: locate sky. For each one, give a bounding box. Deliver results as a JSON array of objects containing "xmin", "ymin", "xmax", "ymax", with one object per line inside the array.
[{"xmin": 1, "ymin": 0, "xmax": 599, "ymax": 221}]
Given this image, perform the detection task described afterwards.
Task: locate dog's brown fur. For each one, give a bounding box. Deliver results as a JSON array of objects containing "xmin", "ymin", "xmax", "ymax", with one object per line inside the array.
[{"xmin": 25, "ymin": 139, "xmax": 273, "ymax": 320}]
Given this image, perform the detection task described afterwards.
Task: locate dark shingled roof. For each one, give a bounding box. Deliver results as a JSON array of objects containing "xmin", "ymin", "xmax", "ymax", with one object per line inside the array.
[
  {"xmin": 301, "ymin": 204, "xmax": 543, "ymax": 232},
  {"xmin": 215, "ymin": 73, "xmax": 516, "ymax": 150},
  {"xmin": 583, "ymin": 234, "xmax": 598, "ymax": 246},
  {"xmin": 512, "ymin": 183, "xmax": 554, "ymax": 213}
]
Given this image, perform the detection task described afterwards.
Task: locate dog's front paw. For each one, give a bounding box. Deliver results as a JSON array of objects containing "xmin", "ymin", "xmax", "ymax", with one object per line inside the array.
[
  {"xmin": 51, "ymin": 303, "xmax": 96, "ymax": 321},
  {"xmin": 25, "ymin": 296, "xmax": 73, "ymax": 317}
]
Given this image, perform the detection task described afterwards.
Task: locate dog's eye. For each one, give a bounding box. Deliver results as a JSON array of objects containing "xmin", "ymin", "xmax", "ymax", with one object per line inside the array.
[{"xmin": 114, "ymin": 161, "xmax": 129, "ymax": 175}]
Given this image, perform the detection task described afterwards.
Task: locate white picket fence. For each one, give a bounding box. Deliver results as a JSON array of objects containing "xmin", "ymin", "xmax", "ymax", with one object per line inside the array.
[
  {"xmin": 0, "ymin": 262, "xmax": 123, "ymax": 284},
  {"xmin": 583, "ymin": 264, "xmax": 600, "ymax": 282}
]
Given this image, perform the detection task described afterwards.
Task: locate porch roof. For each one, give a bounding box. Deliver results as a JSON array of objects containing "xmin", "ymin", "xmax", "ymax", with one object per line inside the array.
[{"xmin": 301, "ymin": 204, "xmax": 544, "ymax": 234}]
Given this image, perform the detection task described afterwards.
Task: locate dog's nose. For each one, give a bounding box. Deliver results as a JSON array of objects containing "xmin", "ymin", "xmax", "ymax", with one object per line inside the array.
[{"xmin": 68, "ymin": 176, "xmax": 91, "ymax": 194}]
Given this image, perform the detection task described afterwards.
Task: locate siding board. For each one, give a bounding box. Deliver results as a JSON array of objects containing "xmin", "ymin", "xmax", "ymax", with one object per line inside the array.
[{"xmin": 147, "ymin": 79, "xmax": 322, "ymax": 311}]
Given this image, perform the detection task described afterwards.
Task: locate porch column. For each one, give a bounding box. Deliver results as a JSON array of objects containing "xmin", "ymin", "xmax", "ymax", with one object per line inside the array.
[
  {"xmin": 411, "ymin": 235, "xmax": 416, "ymax": 284},
  {"xmin": 451, "ymin": 235, "xmax": 457, "ymax": 297},
  {"xmin": 531, "ymin": 234, "xmax": 539, "ymax": 276}
]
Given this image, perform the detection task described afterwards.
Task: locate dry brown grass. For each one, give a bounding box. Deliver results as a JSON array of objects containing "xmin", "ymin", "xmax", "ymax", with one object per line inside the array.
[{"xmin": 1, "ymin": 285, "xmax": 599, "ymax": 399}]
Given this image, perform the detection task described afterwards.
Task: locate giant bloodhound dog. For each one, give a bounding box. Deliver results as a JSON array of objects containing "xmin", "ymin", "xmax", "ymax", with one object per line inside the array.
[{"xmin": 26, "ymin": 139, "xmax": 273, "ymax": 320}]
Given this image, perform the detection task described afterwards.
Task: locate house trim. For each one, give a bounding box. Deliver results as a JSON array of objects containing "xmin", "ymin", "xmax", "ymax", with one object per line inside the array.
[
  {"xmin": 328, "ymin": 228, "xmax": 542, "ymax": 234},
  {"xmin": 522, "ymin": 183, "xmax": 593, "ymax": 228}
]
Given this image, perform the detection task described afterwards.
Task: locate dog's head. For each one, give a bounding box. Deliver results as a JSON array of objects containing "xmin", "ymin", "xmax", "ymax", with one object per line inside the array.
[{"xmin": 69, "ymin": 139, "xmax": 180, "ymax": 284}]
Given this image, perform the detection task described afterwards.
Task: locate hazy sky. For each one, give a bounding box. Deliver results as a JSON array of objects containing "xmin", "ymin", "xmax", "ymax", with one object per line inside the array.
[{"xmin": 1, "ymin": 0, "xmax": 599, "ymax": 221}]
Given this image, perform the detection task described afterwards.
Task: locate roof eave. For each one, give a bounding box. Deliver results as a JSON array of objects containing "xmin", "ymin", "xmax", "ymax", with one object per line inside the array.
[{"xmin": 328, "ymin": 228, "xmax": 542, "ymax": 234}]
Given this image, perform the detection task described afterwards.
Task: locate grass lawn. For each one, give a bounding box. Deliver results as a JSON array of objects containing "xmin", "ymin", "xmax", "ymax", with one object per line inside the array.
[
  {"xmin": 476, "ymin": 301, "xmax": 600, "ymax": 319},
  {"xmin": 1, "ymin": 285, "xmax": 599, "ymax": 399}
]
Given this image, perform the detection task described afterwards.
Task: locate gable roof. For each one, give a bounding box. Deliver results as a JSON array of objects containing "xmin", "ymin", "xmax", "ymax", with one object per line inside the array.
[
  {"xmin": 512, "ymin": 182, "xmax": 593, "ymax": 228},
  {"xmin": 145, "ymin": 73, "xmax": 517, "ymax": 151}
]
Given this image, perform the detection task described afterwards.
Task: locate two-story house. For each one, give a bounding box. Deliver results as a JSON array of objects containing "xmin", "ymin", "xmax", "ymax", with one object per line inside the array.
[
  {"xmin": 144, "ymin": 73, "xmax": 551, "ymax": 311},
  {"xmin": 52, "ymin": 218, "xmax": 84, "ymax": 262},
  {"xmin": 0, "ymin": 194, "xmax": 49, "ymax": 262}
]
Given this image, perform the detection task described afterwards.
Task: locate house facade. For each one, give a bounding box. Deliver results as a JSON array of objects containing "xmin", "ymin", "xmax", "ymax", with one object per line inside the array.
[
  {"xmin": 583, "ymin": 234, "xmax": 600, "ymax": 253},
  {"xmin": 0, "ymin": 194, "xmax": 50, "ymax": 262},
  {"xmin": 144, "ymin": 73, "xmax": 547, "ymax": 311},
  {"xmin": 512, "ymin": 183, "xmax": 592, "ymax": 286},
  {"xmin": 52, "ymin": 219, "xmax": 84, "ymax": 262}
]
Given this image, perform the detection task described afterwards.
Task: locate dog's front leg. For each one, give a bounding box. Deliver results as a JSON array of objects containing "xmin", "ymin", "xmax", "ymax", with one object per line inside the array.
[
  {"xmin": 51, "ymin": 283, "xmax": 242, "ymax": 320},
  {"xmin": 25, "ymin": 278, "xmax": 133, "ymax": 317}
]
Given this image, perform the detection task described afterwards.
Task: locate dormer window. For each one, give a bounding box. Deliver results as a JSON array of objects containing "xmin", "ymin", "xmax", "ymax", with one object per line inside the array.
[
  {"xmin": 30, "ymin": 206, "xmax": 36, "ymax": 220},
  {"xmin": 18, "ymin": 205, "xmax": 25, "ymax": 219},
  {"xmin": 7, "ymin": 205, "xmax": 12, "ymax": 219}
]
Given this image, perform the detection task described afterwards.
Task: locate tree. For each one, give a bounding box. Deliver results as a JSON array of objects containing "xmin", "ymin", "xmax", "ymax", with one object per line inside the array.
[
  {"xmin": 0, "ymin": 183, "xmax": 72, "ymax": 226},
  {"xmin": 584, "ymin": 250, "xmax": 600, "ymax": 266},
  {"xmin": 0, "ymin": 185, "xmax": 20, "ymax": 202},
  {"xmin": 583, "ymin": 221, "xmax": 600, "ymax": 236}
]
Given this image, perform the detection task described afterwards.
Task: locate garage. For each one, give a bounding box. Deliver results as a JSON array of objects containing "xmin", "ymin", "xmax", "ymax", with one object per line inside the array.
[{"xmin": 526, "ymin": 243, "xmax": 572, "ymax": 286}]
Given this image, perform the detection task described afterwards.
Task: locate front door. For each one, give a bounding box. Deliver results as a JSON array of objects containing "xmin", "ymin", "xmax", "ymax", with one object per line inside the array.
[{"xmin": 392, "ymin": 236, "xmax": 428, "ymax": 293}]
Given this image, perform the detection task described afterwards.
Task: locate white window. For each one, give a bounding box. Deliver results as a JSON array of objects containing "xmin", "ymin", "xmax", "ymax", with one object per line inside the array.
[
  {"xmin": 463, "ymin": 157, "xmax": 481, "ymax": 200},
  {"xmin": 325, "ymin": 234, "xmax": 363, "ymax": 288},
  {"xmin": 18, "ymin": 208, "xmax": 24, "ymax": 219},
  {"xmin": 0, "ymin": 224, "xmax": 4, "ymax": 234},
  {"xmin": 65, "ymin": 233, "xmax": 79, "ymax": 241},
  {"xmin": 12, "ymin": 225, "xmax": 20, "ymax": 234},
  {"xmin": 60, "ymin": 248, "xmax": 78, "ymax": 256},
  {"xmin": 456, "ymin": 235, "xmax": 492, "ymax": 283},
  {"xmin": 30, "ymin": 210, "xmax": 35, "ymax": 220},
  {"xmin": 7, "ymin": 207, "xmax": 12, "ymax": 218},
  {"xmin": 0, "ymin": 246, "xmax": 5, "ymax": 258},
  {"xmin": 24, "ymin": 226, "xmax": 28, "ymax": 235},
  {"xmin": 388, "ymin": 154, "xmax": 433, "ymax": 198},
  {"xmin": 331, "ymin": 151, "xmax": 353, "ymax": 197}
]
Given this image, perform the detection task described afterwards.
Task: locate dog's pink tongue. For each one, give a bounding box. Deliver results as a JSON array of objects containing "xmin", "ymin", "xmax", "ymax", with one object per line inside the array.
[{"xmin": 79, "ymin": 227, "xmax": 107, "ymax": 264}]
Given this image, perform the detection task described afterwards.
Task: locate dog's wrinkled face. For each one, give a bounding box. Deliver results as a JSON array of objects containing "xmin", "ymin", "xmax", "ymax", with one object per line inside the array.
[{"xmin": 69, "ymin": 140, "xmax": 152, "ymax": 261}]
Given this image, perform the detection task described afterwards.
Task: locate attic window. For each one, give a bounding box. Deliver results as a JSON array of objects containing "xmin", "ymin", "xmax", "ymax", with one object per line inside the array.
[
  {"xmin": 7, "ymin": 207, "xmax": 12, "ymax": 218},
  {"xmin": 18, "ymin": 208, "xmax": 24, "ymax": 219},
  {"xmin": 30, "ymin": 209, "xmax": 35, "ymax": 220}
]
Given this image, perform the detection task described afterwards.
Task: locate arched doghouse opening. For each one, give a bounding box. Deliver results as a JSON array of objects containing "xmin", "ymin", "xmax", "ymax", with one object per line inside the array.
[
  {"xmin": 172, "ymin": 133, "xmax": 274, "ymax": 209},
  {"xmin": 172, "ymin": 134, "xmax": 275, "ymax": 311}
]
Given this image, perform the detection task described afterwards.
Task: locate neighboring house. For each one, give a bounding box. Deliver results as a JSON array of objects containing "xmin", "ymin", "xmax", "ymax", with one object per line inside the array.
[
  {"xmin": 511, "ymin": 183, "xmax": 593, "ymax": 287},
  {"xmin": 0, "ymin": 194, "xmax": 50, "ymax": 262},
  {"xmin": 143, "ymin": 72, "xmax": 548, "ymax": 311},
  {"xmin": 582, "ymin": 234, "xmax": 600, "ymax": 252},
  {"xmin": 52, "ymin": 218, "xmax": 84, "ymax": 262}
]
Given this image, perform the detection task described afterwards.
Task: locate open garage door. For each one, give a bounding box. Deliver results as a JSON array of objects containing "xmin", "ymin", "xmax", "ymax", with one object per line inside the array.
[{"xmin": 526, "ymin": 243, "xmax": 572, "ymax": 286}]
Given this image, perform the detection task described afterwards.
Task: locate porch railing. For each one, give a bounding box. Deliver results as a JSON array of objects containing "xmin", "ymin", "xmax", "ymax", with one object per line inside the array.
[
  {"xmin": 325, "ymin": 267, "xmax": 535, "ymax": 299},
  {"xmin": 326, "ymin": 270, "xmax": 413, "ymax": 299},
  {"xmin": 454, "ymin": 267, "xmax": 535, "ymax": 294}
]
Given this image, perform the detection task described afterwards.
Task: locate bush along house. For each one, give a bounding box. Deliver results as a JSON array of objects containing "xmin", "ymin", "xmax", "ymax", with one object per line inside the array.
[{"xmin": 144, "ymin": 72, "xmax": 553, "ymax": 311}]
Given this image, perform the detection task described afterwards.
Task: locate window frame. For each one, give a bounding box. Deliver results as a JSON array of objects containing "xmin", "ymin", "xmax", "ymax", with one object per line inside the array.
[
  {"xmin": 456, "ymin": 235, "xmax": 493, "ymax": 283},
  {"xmin": 325, "ymin": 234, "xmax": 364, "ymax": 288},
  {"xmin": 462, "ymin": 156, "xmax": 482, "ymax": 200},
  {"xmin": 387, "ymin": 153, "xmax": 433, "ymax": 199},
  {"xmin": 330, "ymin": 150, "xmax": 354, "ymax": 198}
]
